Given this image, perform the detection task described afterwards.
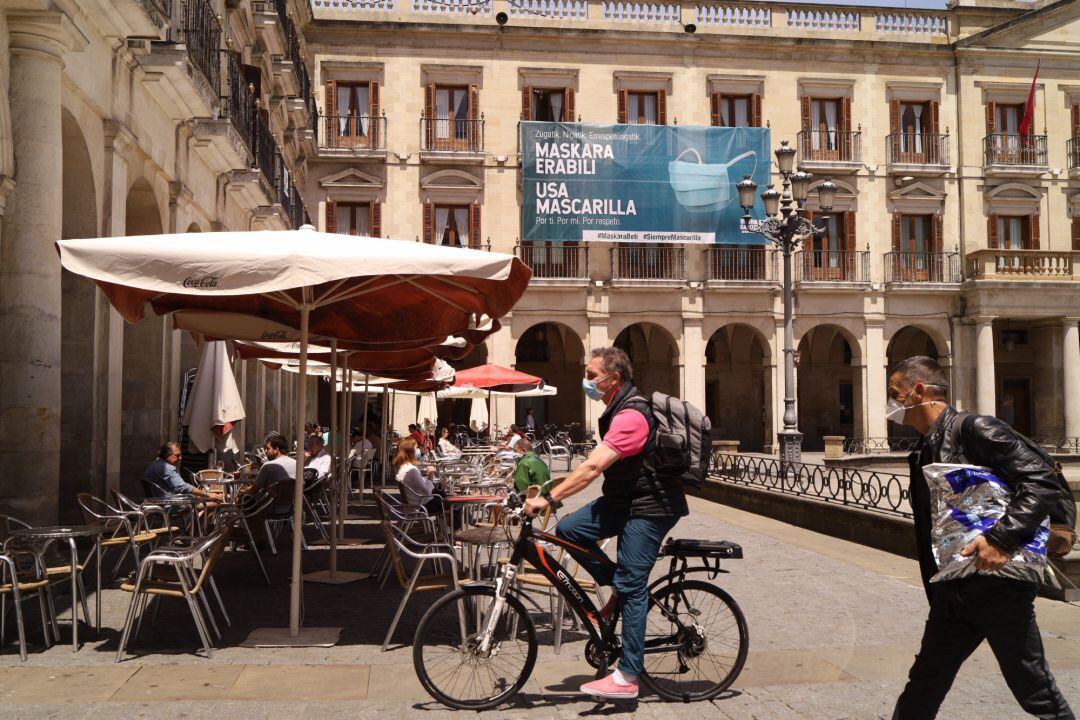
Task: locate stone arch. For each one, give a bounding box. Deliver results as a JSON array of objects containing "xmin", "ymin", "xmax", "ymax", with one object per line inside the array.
[
  {"xmin": 613, "ymin": 322, "xmax": 679, "ymax": 397},
  {"xmin": 796, "ymin": 324, "xmax": 856, "ymax": 451},
  {"xmin": 515, "ymin": 321, "xmax": 586, "ymax": 427},
  {"xmin": 120, "ymin": 177, "xmax": 168, "ymax": 495},
  {"xmin": 59, "ymin": 109, "xmax": 99, "ymax": 521},
  {"xmin": 886, "ymin": 325, "xmax": 943, "ymax": 440},
  {"xmin": 186, "ymin": 222, "xmax": 202, "ymax": 232},
  {"xmin": 705, "ymin": 323, "xmax": 771, "ymax": 452}
]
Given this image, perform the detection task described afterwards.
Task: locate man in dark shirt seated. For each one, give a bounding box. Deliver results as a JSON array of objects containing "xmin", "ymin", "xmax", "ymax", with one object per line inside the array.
[
  {"xmin": 253, "ymin": 434, "xmax": 297, "ymax": 492},
  {"xmin": 144, "ymin": 442, "xmax": 221, "ymax": 501}
]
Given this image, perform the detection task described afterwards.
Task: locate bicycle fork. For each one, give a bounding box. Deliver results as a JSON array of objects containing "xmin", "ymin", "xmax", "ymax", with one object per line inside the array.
[{"xmin": 474, "ymin": 564, "xmax": 517, "ymax": 655}]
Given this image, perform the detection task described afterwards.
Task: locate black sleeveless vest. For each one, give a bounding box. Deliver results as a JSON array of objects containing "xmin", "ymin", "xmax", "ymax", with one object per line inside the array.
[{"xmin": 599, "ymin": 383, "xmax": 688, "ymax": 518}]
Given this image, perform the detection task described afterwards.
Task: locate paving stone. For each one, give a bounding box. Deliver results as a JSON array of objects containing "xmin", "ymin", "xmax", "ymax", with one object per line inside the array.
[
  {"xmin": 0, "ymin": 666, "xmax": 137, "ymax": 704},
  {"xmin": 226, "ymin": 664, "xmax": 370, "ymax": 701},
  {"xmin": 110, "ymin": 663, "xmax": 245, "ymax": 701}
]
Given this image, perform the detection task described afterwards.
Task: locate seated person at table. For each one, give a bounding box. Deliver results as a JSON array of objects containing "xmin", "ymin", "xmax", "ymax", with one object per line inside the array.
[
  {"xmin": 253, "ymin": 434, "xmax": 296, "ymax": 492},
  {"xmin": 394, "ymin": 437, "xmax": 443, "ymax": 515},
  {"xmin": 501, "ymin": 425, "xmax": 524, "ymax": 452},
  {"xmin": 437, "ymin": 427, "xmax": 460, "ymax": 457},
  {"xmin": 511, "ymin": 438, "xmax": 553, "ymax": 495},
  {"xmin": 349, "ymin": 426, "xmax": 374, "ymax": 459},
  {"xmin": 306, "ymin": 435, "xmax": 332, "ymax": 479},
  {"xmin": 144, "ymin": 442, "xmax": 222, "ymax": 501}
]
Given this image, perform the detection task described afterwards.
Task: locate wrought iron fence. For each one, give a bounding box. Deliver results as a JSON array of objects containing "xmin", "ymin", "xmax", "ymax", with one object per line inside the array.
[
  {"xmin": 843, "ymin": 437, "xmax": 921, "ymax": 454},
  {"xmin": 984, "ymin": 133, "xmax": 1048, "ymax": 167},
  {"xmin": 420, "ymin": 115, "xmax": 485, "ymax": 153},
  {"xmin": 611, "ymin": 244, "xmax": 685, "ymax": 281},
  {"xmin": 709, "ymin": 452, "xmax": 912, "ymax": 518},
  {"xmin": 251, "ymin": 112, "xmax": 275, "ymax": 188},
  {"xmin": 797, "ymin": 129, "xmax": 861, "ymax": 163},
  {"xmin": 795, "ymin": 250, "xmax": 869, "ymax": 282},
  {"xmin": 289, "ymin": 186, "xmax": 306, "ymax": 229},
  {"xmin": 282, "ymin": 15, "xmax": 303, "ymax": 75},
  {"xmin": 220, "ymin": 50, "xmax": 253, "ymax": 147},
  {"xmin": 1027, "ymin": 437, "xmax": 1080, "ymax": 454},
  {"xmin": 706, "ymin": 245, "xmax": 777, "ymax": 281},
  {"xmin": 179, "ymin": 0, "xmax": 222, "ymax": 92},
  {"xmin": 321, "ymin": 114, "xmax": 387, "ymax": 150},
  {"xmin": 516, "ymin": 242, "xmax": 588, "ymax": 280},
  {"xmin": 1068, "ymin": 137, "xmax": 1080, "ymax": 173},
  {"xmin": 297, "ymin": 60, "xmax": 312, "ymax": 108},
  {"xmin": 273, "ymin": 150, "xmax": 291, "ymax": 210},
  {"xmin": 886, "ymin": 132, "xmax": 949, "ymax": 166},
  {"xmin": 884, "ymin": 251, "xmax": 960, "ymax": 283}
]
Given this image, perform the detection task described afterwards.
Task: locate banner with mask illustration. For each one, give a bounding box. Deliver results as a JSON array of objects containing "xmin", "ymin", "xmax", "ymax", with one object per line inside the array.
[{"xmin": 520, "ymin": 121, "xmax": 770, "ymax": 243}]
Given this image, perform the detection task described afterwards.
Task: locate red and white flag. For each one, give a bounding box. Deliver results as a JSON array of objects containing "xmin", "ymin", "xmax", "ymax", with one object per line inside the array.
[{"xmin": 1019, "ymin": 61, "xmax": 1040, "ymax": 137}]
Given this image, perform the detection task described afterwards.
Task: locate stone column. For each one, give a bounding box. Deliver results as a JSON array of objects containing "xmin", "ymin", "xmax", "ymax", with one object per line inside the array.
[
  {"xmin": 1063, "ymin": 318, "xmax": 1080, "ymax": 438},
  {"xmin": 681, "ymin": 318, "xmax": 706, "ymax": 413},
  {"xmin": 0, "ymin": 12, "xmax": 86, "ymax": 523},
  {"xmin": 585, "ymin": 316, "xmax": 609, "ymax": 435},
  {"xmin": 489, "ymin": 323, "xmax": 515, "ymax": 432},
  {"xmin": 975, "ymin": 317, "xmax": 997, "ymax": 416},
  {"xmin": 772, "ymin": 319, "xmax": 786, "ymax": 455},
  {"xmin": 864, "ymin": 319, "xmax": 888, "ymax": 440}
]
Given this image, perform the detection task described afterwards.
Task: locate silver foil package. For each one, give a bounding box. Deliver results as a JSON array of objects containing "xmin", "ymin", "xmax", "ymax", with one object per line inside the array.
[{"xmin": 922, "ymin": 463, "xmax": 1049, "ymax": 585}]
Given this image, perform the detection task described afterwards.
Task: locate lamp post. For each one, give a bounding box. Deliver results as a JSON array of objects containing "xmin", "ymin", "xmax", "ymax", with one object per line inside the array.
[{"xmin": 737, "ymin": 140, "xmax": 838, "ymax": 465}]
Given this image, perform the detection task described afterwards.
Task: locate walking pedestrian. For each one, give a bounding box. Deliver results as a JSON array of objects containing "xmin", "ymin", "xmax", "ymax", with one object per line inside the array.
[{"xmin": 888, "ymin": 355, "xmax": 1074, "ymax": 720}]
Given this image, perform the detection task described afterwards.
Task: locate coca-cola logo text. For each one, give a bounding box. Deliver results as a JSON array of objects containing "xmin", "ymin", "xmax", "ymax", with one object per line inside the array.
[
  {"xmin": 261, "ymin": 331, "xmax": 288, "ymax": 341},
  {"xmin": 182, "ymin": 276, "xmax": 220, "ymax": 289}
]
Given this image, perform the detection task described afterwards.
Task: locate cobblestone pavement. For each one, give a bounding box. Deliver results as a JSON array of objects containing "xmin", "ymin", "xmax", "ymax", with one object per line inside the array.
[{"xmin": 1, "ymin": 480, "xmax": 1077, "ymax": 719}]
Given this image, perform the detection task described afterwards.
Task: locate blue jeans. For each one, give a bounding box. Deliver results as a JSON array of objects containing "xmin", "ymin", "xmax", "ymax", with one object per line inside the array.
[{"xmin": 555, "ymin": 496, "xmax": 680, "ymax": 677}]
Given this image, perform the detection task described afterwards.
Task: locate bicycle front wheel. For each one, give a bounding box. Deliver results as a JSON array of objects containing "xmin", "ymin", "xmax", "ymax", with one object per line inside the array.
[
  {"xmin": 413, "ymin": 585, "xmax": 538, "ymax": 710},
  {"xmin": 639, "ymin": 579, "xmax": 749, "ymax": 702}
]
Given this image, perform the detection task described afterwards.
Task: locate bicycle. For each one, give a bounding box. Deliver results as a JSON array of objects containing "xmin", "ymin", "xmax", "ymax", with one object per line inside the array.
[{"xmin": 412, "ymin": 493, "xmax": 749, "ymax": 709}]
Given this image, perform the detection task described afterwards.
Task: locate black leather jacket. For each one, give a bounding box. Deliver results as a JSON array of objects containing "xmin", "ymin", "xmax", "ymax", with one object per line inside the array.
[{"xmin": 908, "ymin": 406, "xmax": 1063, "ymax": 597}]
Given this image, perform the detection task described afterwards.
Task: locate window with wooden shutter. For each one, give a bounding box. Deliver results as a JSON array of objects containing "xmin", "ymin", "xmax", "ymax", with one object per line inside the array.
[
  {"xmin": 750, "ymin": 93, "xmax": 762, "ymax": 127},
  {"xmin": 657, "ymin": 90, "xmax": 667, "ymax": 126},
  {"xmin": 839, "ymin": 97, "xmax": 852, "ymax": 160},
  {"xmin": 843, "ymin": 210, "xmax": 856, "ymax": 252},
  {"xmin": 369, "ymin": 202, "xmax": 382, "ymax": 238},
  {"xmin": 368, "ymin": 81, "xmax": 380, "ymax": 147},
  {"xmin": 468, "ymin": 84, "xmax": 480, "ymax": 150},
  {"xmin": 521, "ymin": 85, "xmax": 533, "ymax": 121},
  {"xmin": 1072, "ymin": 217, "xmax": 1080, "ymax": 251},
  {"xmin": 424, "ymin": 83, "xmax": 436, "ymax": 148},
  {"xmin": 987, "ymin": 214, "xmax": 999, "ymax": 248},
  {"xmin": 800, "ymin": 96, "xmax": 811, "ymax": 131},
  {"xmin": 325, "ymin": 80, "xmax": 337, "ymax": 146},
  {"xmin": 469, "ymin": 204, "xmax": 481, "ymax": 249},
  {"xmin": 564, "ymin": 87, "xmax": 575, "ymax": 122},
  {"xmin": 931, "ymin": 214, "xmax": 943, "ymax": 253},
  {"xmin": 325, "ymin": 200, "xmax": 337, "ymax": 233},
  {"xmin": 423, "ymin": 203, "xmax": 434, "ymax": 244},
  {"xmin": 1028, "ymin": 214, "xmax": 1040, "ymax": 250},
  {"xmin": 891, "ymin": 213, "xmax": 903, "ymax": 251},
  {"xmin": 617, "ymin": 89, "xmax": 628, "ymax": 123},
  {"xmin": 710, "ymin": 93, "xmax": 722, "ymax": 127},
  {"xmin": 889, "ymin": 99, "xmax": 900, "ymax": 136},
  {"xmin": 1072, "ymin": 104, "xmax": 1080, "ymax": 138},
  {"xmin": 985, "ymin": 101, "xmax": 996, "ymax": 134}
]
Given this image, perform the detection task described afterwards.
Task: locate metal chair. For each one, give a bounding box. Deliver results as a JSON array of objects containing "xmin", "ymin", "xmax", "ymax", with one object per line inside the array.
[
  {"xmin": 76, "ymin": 493, "xmax": 158, "ymax": 578},
  {"xmin": 233, "ymin": 491, "xmax": 273, "ymax": 584},
  {"xmin": 380, "ymin": 521, "xmax": 461, "ymax": 651},
  {"xmin": 0, "ymin": 517, "xmax": 58, "ymax": 660},
  {"xmin": 262, "ymin": 479, "xmax": 307, "ymax": 554}
]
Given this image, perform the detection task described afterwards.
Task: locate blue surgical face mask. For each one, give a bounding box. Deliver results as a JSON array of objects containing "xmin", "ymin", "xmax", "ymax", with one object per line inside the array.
[
  {"xmin": 582, "ymin": 373, "xmax": 611, "ymax": 402},
  {"xmin": 668, "ymin": 149, "xmax": 757, "ymax": 213}
]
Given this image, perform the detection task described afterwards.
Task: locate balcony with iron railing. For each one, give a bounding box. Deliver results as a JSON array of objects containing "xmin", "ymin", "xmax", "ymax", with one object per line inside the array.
[
  {"xmin": 515, "ymin": 243, "xmax": 589, "ymax": 283},
  {"xmin": 1068, "ymin": 137, "xmax": 1080, "ymax": 177},
  {"xmin": 186, "ymin": 49, "xmax": 255, "ymax": 173},
  {"xmin": 610, "ymin": 244, "xmax": 685, "ymax": 285},
  {"xmin": 967, "ymin": 249, "xmax": 1080, "ymax": 281},
  {"xmin": 419, "ymin": 115, "xmax": 485, "ymax": 158},
  {"xmin": 797, "ymin": 129, "xmax": 861, "ymax": 168},
  {"xmin": 221, "ymin": 50, "xmax": 254, "ymax": 150},
  {"xmin": 705, "ymin": 246, "xmax": 778, "ymax": 286},
  {"xmin": 795, "ymin": 249, "xmax": 870, "ymax": 284},
  {"xmin": 289, "ymin": 186, "xmax": 308, "ymax": 229},
  {"xmin": 885, "ymin": 133, "xmax": 950, "ymax": 172},
  {"xmin": 320, "ymin": 114, "xmax": 387, "ymax": 154},
  {"xmin": 178, "ymin": 0, "xmax": 222, "ymax": 94},
  {"xmin": 983, "ymin": 134, "xmax": 1048, "ymax": 175},
  {"xmin": 272, "ymin": 15, "xmax": 304, "ymax": 97},
  {"xmin": 312, "ymin": 0, "xmax": 950, "ymax": 46},
  {"xmin": 883, "ymin": 251, "xmax": 960, "ymax": 285},
  {"xmin": 251, "ymin": 112, "xmax": 276, "ymax": 190}
]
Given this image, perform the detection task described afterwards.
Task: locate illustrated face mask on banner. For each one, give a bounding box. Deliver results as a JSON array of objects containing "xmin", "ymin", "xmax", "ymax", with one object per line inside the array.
[{"xmin": 668, "ymin": 149, "xmax": 757, "ymax": 213}]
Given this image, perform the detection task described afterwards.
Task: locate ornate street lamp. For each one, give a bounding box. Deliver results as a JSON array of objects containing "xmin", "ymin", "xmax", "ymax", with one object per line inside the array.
[{"xmin": 738, "ymin": 140, "xmax": 837, "ymax": 465}]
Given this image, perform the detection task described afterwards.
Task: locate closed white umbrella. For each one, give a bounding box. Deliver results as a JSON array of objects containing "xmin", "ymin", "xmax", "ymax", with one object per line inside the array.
[
  {"xmin": 56, "ymin": 228, "xmax": 530, "ymax": 643},
  {"xmin": 469, "ymin": 396, "xmax": 489, "ymax": 430},
  {"xmin": 417, "ymin": 393, "xmax": 438, "ymax": 428},
  {"xmin": 182, "ymin": 340, "xmax": 246, "ymax": 456}
]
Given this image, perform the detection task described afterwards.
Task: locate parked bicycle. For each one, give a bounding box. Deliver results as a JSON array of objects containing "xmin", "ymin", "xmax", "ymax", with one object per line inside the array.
[{"xmin": 412, "ymin": 493, "xmax": 748, "ymax": 709}]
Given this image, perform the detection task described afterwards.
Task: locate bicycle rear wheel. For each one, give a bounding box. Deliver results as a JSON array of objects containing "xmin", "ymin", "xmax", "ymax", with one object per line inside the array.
[
  {"xmin": 413, "ymin": 585, "xmax": 537, "ymax": 710},
  {"xmin": 639, "ymin": 579, "xmax": 749, "ymax": 702}
]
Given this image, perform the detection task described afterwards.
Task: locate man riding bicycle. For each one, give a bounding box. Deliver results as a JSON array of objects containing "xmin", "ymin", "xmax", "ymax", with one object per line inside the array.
[{"xmin": 525, "ymin": 346, "xmax": 687, "ymax": 700}]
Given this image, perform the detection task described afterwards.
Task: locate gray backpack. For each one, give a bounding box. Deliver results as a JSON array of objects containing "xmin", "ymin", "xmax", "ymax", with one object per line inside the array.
[{"xmin": 645, "ymin": 392, "xmax": 712, "ymax": 488}]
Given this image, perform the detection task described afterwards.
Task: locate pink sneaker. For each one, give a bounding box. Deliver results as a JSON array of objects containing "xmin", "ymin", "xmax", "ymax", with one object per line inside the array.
[{"xmin": 580, "ymin": 673, "xmax": 639, "ymax": 700}]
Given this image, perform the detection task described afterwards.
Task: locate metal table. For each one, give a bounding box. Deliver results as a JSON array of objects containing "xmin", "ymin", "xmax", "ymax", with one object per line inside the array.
[
  {"xmin": 8, "ymin": 525, "xmax": 104, "ymax": 652},
  {"xmin": 142, "ymin": 495, "xmax": 209, "ymax": 536}
]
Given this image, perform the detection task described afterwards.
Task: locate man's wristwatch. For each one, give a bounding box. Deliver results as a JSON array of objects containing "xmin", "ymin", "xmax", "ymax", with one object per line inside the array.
[{"xmin": 542, "ymin": 491, "xmax": 555, "ymax": 507}]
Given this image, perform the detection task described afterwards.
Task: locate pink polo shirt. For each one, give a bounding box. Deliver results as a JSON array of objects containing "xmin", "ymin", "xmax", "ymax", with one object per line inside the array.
[{"xmin": 602, "ymin": 409, "xmax": 650, "ymax": 458}]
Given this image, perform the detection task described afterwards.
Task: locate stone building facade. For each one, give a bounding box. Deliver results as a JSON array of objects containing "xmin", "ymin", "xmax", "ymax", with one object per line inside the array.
[
  {"xmin": 302, "ymin": 0, "xmax": 1080, "ymax": 451},
  {"xmin": 0, "ymin": 0, "xmax": 317, "ymax": 522}
]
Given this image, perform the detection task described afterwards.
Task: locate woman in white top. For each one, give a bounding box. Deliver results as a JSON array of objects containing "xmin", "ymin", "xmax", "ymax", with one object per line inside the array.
[
  {"xmin": 437, "ymin": 427, "xmax": 460, "ymax": 457},
  {"xmin": 393, "ymin": 437, "xmax": 442, "ymax": 513}
]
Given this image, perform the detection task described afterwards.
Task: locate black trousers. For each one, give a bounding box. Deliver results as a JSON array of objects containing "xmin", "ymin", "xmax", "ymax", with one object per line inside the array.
[{"xmin": 893, "ymin": 576, "xmax": 1074, "ymax": 719}]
